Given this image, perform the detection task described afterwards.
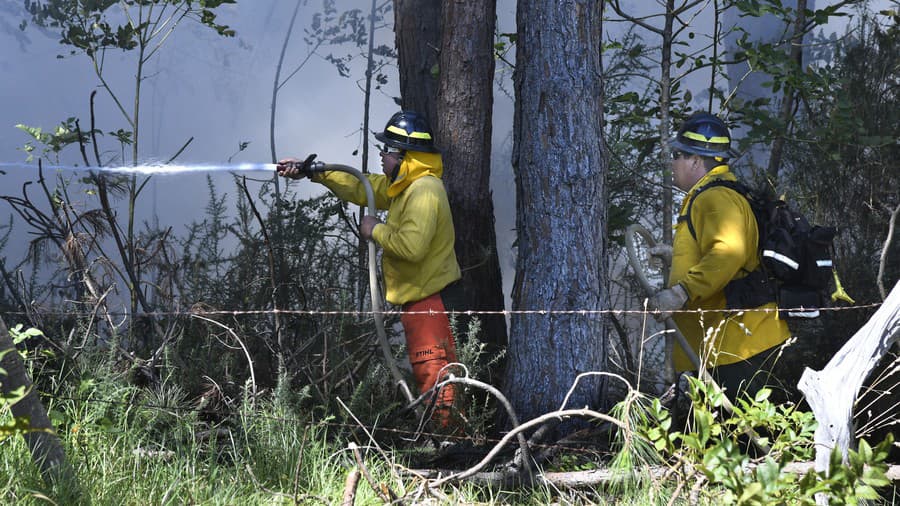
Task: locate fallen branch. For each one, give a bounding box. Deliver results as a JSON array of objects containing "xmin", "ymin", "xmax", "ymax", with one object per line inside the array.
[
  {"xmin": 798, "ymin": 280, "xmax": 900, "ymax": 476},
  {"xmin": 407, "ymin": 367, "xmax": 534, "ymax": 475},
  {"xmin": 349, "ymin": 442, "xmax": 401, "ymax": 504},
  {"xmin": 428, "ymin": 408, "xmax": 627, "ymax": 487},
  {"xmin": 404, "ymin": 461, "xmax": 900, "ymax": 489},
  {"xmin": 341, "ymin": 468, "xmax": 360, "ymax": 506}
]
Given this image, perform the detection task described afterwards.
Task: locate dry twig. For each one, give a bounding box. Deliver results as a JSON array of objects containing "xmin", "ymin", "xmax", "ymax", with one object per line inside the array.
[
  {"xmin": 350, "ymin": 442, "xmax": 401, "ymax": 504},
  {"xmin": 341, "ymin": 468, "xmax": 360, "ymax": 506}
]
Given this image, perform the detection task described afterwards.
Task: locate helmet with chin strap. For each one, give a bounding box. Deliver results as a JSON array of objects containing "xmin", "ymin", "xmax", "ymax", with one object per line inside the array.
[
  {"xmin": 375, "ymin": 111, "xmax": 438, "ymax": 153},
  {"xmin": 671, "ymin": 112, "xmax": 738, "ymax": 159}
]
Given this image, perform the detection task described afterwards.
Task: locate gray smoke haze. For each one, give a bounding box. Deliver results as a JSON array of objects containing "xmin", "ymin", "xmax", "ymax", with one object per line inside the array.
[
  {"xmin": 0, "ymin": 0, "xmax": 874, "ymax": 310},
  {"xmin": 0, "ymin": 2, "xmax": 409, "ymax": 255}
]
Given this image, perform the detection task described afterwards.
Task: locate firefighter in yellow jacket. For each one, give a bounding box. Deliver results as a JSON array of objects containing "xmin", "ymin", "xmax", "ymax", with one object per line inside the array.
[
  {"xmin": 277, "ymin": 111, "xmax": 462, "ymax": 427},
  {"xmin": 649, "ymin": 112, "xmax": 791, "ymax": 399}
]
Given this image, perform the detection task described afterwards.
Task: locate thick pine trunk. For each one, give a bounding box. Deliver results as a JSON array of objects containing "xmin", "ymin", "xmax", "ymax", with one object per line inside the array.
[
  {"xmin": 507, "ymin": 0, "xmax": 608, "ymax": 425},
  {"xmin": 394, "ymin": 0, "xmax": 509, "ymax": 372},
  {"xmin": 436, "ymin": 0, "xmax": 508, "ymax": 370},
  {"xmin": 393, "ymin": 0, "xmax": 441, "ymax": 120}
]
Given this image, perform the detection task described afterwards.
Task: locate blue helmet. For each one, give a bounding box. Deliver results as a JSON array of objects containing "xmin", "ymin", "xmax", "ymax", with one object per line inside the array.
[
  {"xmin": 671, "ymin": 112, "xmax": 738, "ymax": 159},
  {"xmin": 374, "ymin": 111, "xmax": 439, "ymax": 153}
]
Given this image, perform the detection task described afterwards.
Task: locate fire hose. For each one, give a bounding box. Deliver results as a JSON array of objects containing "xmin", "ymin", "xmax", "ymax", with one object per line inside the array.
[
  {"xmin": 627, "ymin": 225, "xmax": 771, "ymax": 452},
  {"xmin": 627, "ymin": 225, "xmax": 773, "ymax": 453},
  {"xmin": 625, "ymin": 224, "xmax": 739, "ymax": 414},
  {"xmin": 303, "ymin": 162, "xmax": 417, "ymax": 405}
]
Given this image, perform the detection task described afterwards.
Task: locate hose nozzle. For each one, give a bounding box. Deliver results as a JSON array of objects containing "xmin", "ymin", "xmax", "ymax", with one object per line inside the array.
[{"xmin": 279, "ymin": 154, "xmax": 324, "ymax": 178}]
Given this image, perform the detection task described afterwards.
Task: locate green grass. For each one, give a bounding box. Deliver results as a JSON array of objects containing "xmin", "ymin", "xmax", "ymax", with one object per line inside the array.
[
  {"xmin": 0, "ymin": 375, "xmax": 399, "ymax": 505},
  {"xmin": 3, "ymin": 351, "xmax": 889, "ymax": 504},
  {"xmin": 0, "ymin": 390, "xmax": 698, "ymax": 505}
]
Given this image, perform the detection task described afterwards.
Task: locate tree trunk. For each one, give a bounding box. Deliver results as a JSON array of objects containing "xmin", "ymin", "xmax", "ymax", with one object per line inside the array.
[
  {"xmin": 0, "ymin": 317, "xmax": 76, "ymax": 489},
  {"xmin": 394, "ymin": 0, "xmax": 509, "ymax": 372},
  {"xmin": 765, "ymin": 0, "xmax": 807, "ymax": 187},
  {"xmin": 507, "ymin": 0, "xmax": 608, "ymax": 427},
  {"xmin": 393, "ymin": 0, "xmax": 441, "ymax": 120},
  {"xmin": 435, "ymin": 0, "xmax": 508, "ymax": 371}
]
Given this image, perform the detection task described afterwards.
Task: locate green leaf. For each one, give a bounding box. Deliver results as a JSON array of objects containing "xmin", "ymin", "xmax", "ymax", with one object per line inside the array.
[
  {"xmin": 738, "ymin": 482, "xmax": 763, "ymax": 503},
  {"xmin": 754, "ymin": 388, "xmax": 771, "ymax": 403}
]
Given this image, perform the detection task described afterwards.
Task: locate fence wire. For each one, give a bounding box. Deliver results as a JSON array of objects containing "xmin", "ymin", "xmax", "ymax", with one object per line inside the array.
[{"xmin": 0, "ymin": 302, "xmax": 883, "ymax": 319}]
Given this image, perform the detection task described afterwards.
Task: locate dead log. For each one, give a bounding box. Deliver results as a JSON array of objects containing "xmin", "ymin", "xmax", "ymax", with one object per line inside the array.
[
  {"xmin": 798, "ymin": 281, "xmax": 900, "ymax": 476},
  {"xmin": 406, "ymin": 462, "xmax": 900, "ymax": 489},
  {"xmin": 0, "ymin": 316, "xmax": 77, "ymax": 490}
]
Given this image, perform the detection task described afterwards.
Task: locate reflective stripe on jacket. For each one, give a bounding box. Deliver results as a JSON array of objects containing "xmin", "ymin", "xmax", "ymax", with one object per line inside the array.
[
  {"xmin": 313, "ymin": 151, "xmax": 461, "ymax": 305},
  {"xmin": 669, "ymin": 165, "xmax": 790, "ymax": 371}
]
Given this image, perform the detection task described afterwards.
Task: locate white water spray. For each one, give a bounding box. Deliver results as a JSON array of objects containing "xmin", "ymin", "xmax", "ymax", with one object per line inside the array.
[{"xmin": 0, "ymin": 162, "xmax": 278, "ymax": 175}]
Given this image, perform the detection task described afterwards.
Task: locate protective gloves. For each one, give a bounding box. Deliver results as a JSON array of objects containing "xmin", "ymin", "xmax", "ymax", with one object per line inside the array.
[
  {"xmin": 648, "ymin": 284, "xmax": 688, "ymax": 321},
  {"xmin": 276, "ymin": 153, "xmax": 319, "ymax": 179},
  {"xmin": 360, "ymin": 215, "xmax": 381, "ymax": 241},
  {"xmin": 648, "ymin": 244, "xmax": 673, "ymax": 269}
]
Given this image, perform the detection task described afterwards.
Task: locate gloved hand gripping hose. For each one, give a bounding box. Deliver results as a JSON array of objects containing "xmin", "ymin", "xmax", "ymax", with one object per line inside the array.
[
  {"xmin": 313, "ymin": 162, "xmax": 416, "ymax": 404},
  {"xmin": 626, "ymin": 225, "xmax": 745, "ymax": 417},
  {"xmin": 627, "ymin": 225, "xmax": 770, "ymax": 453}
]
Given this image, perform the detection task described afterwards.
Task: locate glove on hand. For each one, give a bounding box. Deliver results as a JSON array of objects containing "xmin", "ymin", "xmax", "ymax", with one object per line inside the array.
[
  {"xmin": 648, "ymin": 284, "xmax": 688, "ymax": 322},
  {"xmin": 647, "ymin": 244, "xmax": 672, "ymax": 265},
  {"xmin": 276, "ymin": 153, "xmax": 318, "ymax": 179},
  {"xmin": 360, "ymin": 215, "xmax": 381, "ymax": 241}
]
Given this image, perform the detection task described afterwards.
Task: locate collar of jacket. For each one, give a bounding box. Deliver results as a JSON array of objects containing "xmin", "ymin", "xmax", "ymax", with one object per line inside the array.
[
  {"xmin": 678, "ymin": 164, "xmax": 734, "ymax": 217},
  {"xmin": 387, "ymin": 150, "xmax": 444, "ymax": 198}
]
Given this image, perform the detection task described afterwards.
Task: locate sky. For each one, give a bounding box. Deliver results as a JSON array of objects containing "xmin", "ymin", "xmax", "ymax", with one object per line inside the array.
[
  {"xmin": 0, "ymin": 0, "xmax": 520, "ymax": 308},
  {"xmin": 0, "ymin": 0, "xmax": 883, "ymax": 309}
]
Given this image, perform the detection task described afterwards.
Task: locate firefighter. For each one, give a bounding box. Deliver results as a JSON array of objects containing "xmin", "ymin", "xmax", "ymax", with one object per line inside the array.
[
  {"xmin": 649, "ymin": 112, "xmax": 791, "ymax": 399},
  {"xmin": 277, "ymin": 111, "xmax": 462, "ymax": 428}
]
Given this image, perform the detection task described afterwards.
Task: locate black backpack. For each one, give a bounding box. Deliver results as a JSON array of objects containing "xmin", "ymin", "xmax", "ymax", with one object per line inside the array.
[{"xmin": 682, "ymin": 180, "xmax": 836, "ymax": 318}]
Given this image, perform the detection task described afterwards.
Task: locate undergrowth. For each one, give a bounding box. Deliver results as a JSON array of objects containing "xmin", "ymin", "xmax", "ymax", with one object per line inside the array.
[{"xmin": 1, "ymin": 324, "xmax": 897, "ymax": 504}]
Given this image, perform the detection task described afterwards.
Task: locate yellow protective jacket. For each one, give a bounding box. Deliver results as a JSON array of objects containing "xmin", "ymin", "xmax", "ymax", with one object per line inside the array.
[
  {"xmin": 313, "ymin": 151, "xmax": 461, "ymax": 305},
  {"xmin": 669, "ymin": 165, "xmax": 790, "ymax": 371}
]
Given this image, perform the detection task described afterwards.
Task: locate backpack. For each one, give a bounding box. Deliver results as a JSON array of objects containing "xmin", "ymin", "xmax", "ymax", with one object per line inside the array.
[{"xmin": 682, "ymin": 180, "xmax": 836, "ymax": 318}]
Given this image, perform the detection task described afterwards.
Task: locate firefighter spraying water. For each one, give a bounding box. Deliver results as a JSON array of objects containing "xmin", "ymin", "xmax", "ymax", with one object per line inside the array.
[
  {"xmin": 277, "ymin": 111, "xmax": 465, "ymax": 431},
  {"xmin": 1, "ymin": 114, "xmax": 465, "ymax": 430}
]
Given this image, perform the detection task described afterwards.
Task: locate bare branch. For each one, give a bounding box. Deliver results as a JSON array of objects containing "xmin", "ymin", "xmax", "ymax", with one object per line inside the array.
[
  {"xmin": 349, "ymin": 442, "xmax": 401, "ymax": 504},
  {"xmin": 428, "ymin": 407, "xmax": 627, "ymax": 487},
  {"xmin": 190, "ymin": 314, "xmax": 258, "ymax": 402},
  {"xmin": 878, "ymin": 202, "xmax": 900, "ymax": 300}
]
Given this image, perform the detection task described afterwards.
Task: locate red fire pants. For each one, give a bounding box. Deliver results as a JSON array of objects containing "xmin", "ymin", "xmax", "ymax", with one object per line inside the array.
[{"xmin": 401, "ymin": 291, "xmax": 459, "ymax": 426}]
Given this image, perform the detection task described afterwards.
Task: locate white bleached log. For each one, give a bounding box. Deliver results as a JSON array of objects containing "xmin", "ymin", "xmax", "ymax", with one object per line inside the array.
[{"xmin": 798, "ymin": 281, "xmax": 900, "ymax": 478}]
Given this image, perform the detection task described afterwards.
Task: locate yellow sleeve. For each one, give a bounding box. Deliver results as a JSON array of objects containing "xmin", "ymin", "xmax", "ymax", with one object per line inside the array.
[
  {"xmin": 679, "ymin": 188, "xmax": 754, "ymax": 301},
  {"xmin": 371, "ymin": 182, "xmax": 439, "ymax": 262},
  {"xmin": 313, "ymin": 171, "xmax": 392, "ymax": 210}
]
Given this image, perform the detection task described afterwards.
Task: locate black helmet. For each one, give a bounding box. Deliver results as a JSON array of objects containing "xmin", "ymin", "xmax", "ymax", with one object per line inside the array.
[
  {"xmin": 374, "ymin": 111, "xmax": 438, "ymax": 153},
  {"xmin": 671, "ymin": 112, "xmax": 738, "ymax": 159}
]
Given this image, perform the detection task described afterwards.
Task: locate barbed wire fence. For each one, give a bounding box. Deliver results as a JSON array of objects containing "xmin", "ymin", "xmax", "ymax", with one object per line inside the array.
[
  {"xmin": 8, "ymin": 300, "xmax": 885, "ymax": 426},
  {"xmin": 3, "ymin": 296, "xmax": 898, "ymax": 501}
]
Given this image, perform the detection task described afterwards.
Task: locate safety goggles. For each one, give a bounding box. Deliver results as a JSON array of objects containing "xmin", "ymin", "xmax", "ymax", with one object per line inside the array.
[{"xmin": 379, "ymin": 144, "xmax": 404, "ymax": 155}]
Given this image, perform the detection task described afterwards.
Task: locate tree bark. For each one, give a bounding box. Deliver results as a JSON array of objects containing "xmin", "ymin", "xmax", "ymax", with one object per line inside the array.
[
  {"xmin": 436, "ymin": 0, "xmax": 508, "ymax": 368},
  {"xmin": 394, "ymin": 0, "xmax": 509, "ymax": 370},
  {"xmin": 393, "ymin": 0, "xmax": 441, "ymax": 120},
  {"xmin": 0, "ymin": 316, "xmax": 76, "ymax": 489},
  {"xmin": 507, "ymin": 0, "xmax": 608, "ymax": 427}
]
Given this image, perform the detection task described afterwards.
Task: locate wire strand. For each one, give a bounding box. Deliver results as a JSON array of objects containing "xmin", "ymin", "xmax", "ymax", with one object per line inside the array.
[{"xmin": 1, "ymin": 302, "xmax": 882, "ymax": 319}]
